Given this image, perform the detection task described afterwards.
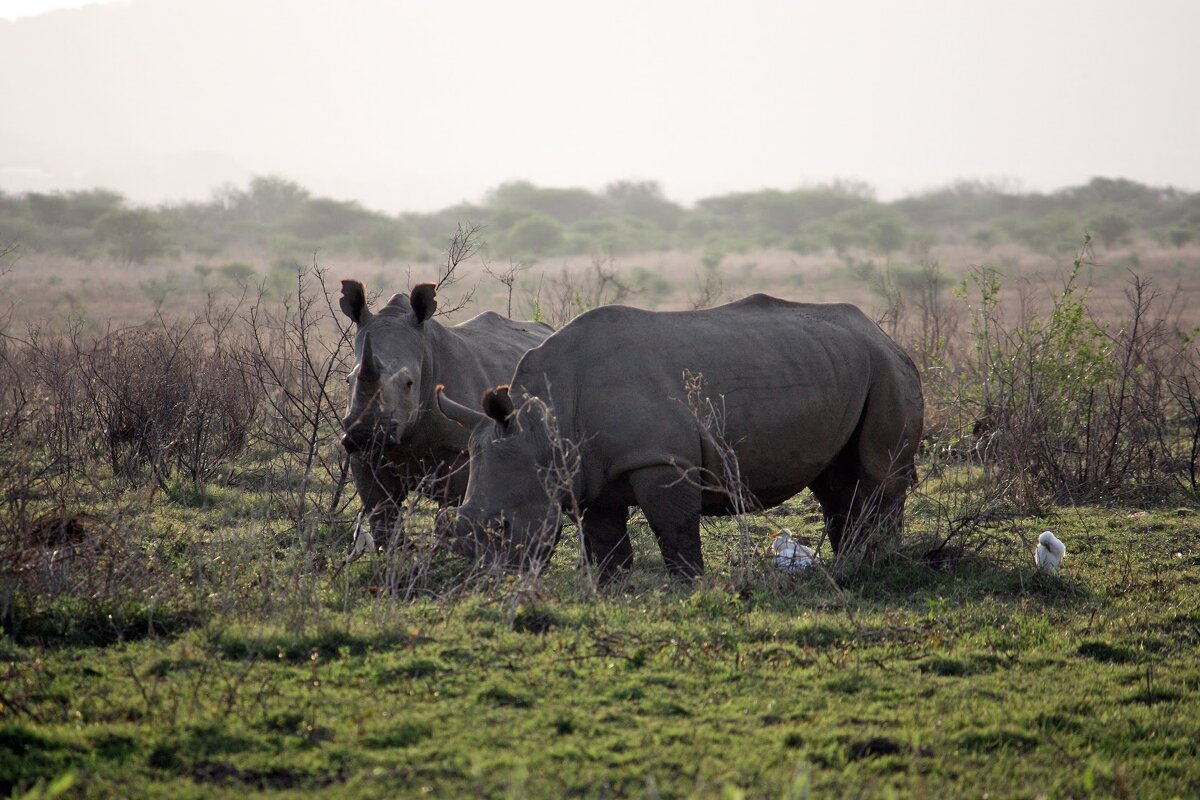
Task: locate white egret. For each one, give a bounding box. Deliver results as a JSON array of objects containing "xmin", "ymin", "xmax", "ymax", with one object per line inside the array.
[
  {"xmin": 1035, "ymin": 530, "xmax": 1066, "ymax": 573},
  {"xmin": 346, "ymin": 511, "xmax": 376, "ymax": 563},
  {"xmin": 770, "ymin": 529, "xmax": 817, "ymax": 572}
]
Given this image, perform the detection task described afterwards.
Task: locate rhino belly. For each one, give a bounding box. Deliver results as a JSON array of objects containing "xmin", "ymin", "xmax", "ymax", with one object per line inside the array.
[{"xmin": 709, "ymin": 391, "xmax": 862, "ymax": 501}]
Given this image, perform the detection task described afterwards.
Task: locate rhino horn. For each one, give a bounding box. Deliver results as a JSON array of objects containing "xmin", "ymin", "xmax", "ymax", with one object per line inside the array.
[
  {"xmin": 435, "ymin": 385, "xmax": 485, "ymax": 429},
  {"xmin": 359, "ymin": 337, "xmax": 381, "ymax": 383}
]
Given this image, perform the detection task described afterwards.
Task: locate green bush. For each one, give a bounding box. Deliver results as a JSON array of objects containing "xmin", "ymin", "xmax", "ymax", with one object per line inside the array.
[
  {"xmin": 506, "ymin": 213, "xmax": 565, "ymax": 258},
  {"xmin": 93, "ymin": 209, "xmax": 168, "ymax": 265},
  {"xmin": 950, "ymin": 240, "xmax": 1197, "ymax": 506},
  {"xmin": 629, "ymin": 266, "xmax": 672, "ymax": 299},
  {"xmin": 1088, "ymin": 209, "xmax": 1135, "ymax": 248},
  {"xmin": 217, "ymin": 262, "xmax": 257, "ymax": 285}
]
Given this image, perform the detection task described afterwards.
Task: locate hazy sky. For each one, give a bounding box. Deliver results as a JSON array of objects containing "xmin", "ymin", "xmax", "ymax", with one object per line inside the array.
[
  {"xmin": 2, "ymin": 0, "xmax": 1198, "ymax": 211},
  {"xmin": 0, "ymin": 0, "xmax": 110, "ymax": 19}
]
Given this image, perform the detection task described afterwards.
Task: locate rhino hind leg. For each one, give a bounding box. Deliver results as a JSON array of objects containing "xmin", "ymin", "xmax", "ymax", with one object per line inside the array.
[
  {"xmin": 807, "ymin": 469, "xmax": 851, "ymax": 553},
  {"xmin": 580, "ymin": 506, "xmax": 633, "ymax": 581},
  {"xmin": 852, "ymin": 382, "xmax": 921, "ymax": 556},
  {"xmin": 810, "ymin": 400, "xmax": 919, "ymax": 559},
  {"xmin": 628, "ymin": 466, "xmax": 704, "ymax": 580},
  {"xmin": 367, "ymin": 504, "xmax": 405, "ymax": 550}
]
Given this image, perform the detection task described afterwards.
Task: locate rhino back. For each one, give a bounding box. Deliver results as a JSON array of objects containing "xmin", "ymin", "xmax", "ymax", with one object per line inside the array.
[
  {"xmin": 450, "ymin": 312, "xmax": 553, "ymax": 375},
  {"xmin": 513, "ymin": 295, "xmax": 916, "ymax": 499},
  {"xmin": 407, "ymin": 312, "xmax": 551, "ymax": 452}
]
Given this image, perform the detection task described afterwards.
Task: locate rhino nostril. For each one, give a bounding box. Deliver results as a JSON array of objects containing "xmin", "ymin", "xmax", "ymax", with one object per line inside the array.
[{"xmin": 341, "ymin": 433, "xmax": 360, "ymax": 453}]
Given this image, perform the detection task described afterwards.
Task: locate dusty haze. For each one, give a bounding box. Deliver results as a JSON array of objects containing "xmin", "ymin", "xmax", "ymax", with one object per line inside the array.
[{"xmin": 2, "ymin": 0, "xmax": 1199, "ymax": 211}]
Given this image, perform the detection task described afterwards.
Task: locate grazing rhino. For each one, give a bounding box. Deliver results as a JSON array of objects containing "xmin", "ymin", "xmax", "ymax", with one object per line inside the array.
[
  {"xmin": 339, "ymin": 280, "xmax": 552, "ymax": 554},
  {"xmin": 436, "ymin": 294, "xmax": 923, "ymax": 580}
]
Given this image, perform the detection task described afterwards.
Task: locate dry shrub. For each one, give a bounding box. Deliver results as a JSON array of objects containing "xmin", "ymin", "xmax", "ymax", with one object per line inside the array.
[
  {"xmin": 527, "ymin": 253, "xmax": 635, "ymax": 327},
  {"xmin": 12, "ymin": 325, "xmax": 96, "ymax": 481},
  {"xmin": 0, "ymin": 299, "xmax": 258, "ymax": 635},
  {"xmin": 240, "ymin": 264, "xmax": 354, "ymax": 538},
  {"xmin": 0, "ymin": 508, "xmax": 185, "ymax": 637},
  {"xmin": 65, "ymin": 316, "xmax": 259, "ymax": 492},
  {"xmin": 174, "ymin": 342, "xmax": 258, "ymax": 488},
  {"xmin": 964, "ymin": 269, "xmax": 1195, "ymax": 506},
  {"xmin": 0, "ymin": 308, "xmax": 258, "ymax": 498},
  {"xmin": 80, "ymin": 324, "xmax": 198, "ymax": 483},
  {"xmin": 891, "ymin": 242, "xmax": 1200, "ymax": 510}
]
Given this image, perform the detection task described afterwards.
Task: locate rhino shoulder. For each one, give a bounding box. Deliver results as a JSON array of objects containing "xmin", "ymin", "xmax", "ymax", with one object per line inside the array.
[
  {"xmin": 715, "ymin": 294, "xmax": 875, "ymax": 329},
  {"xmin": 455, "ymin": 310, "xmax": 520, "ymax": 333},
  {"xmin": 454, "ymin": 310, "xmax": 505, "ymax": 328},
  {"xmin": 457, "ymin": 310, "xmax": 553, "ymax": 337},
  {"xmin": 508, "ymin": 317, "xmax": 555, "ymax": 335},
  {"xmin": 724, "ymin": 292, "xmax": 793, "ymax": 308}
]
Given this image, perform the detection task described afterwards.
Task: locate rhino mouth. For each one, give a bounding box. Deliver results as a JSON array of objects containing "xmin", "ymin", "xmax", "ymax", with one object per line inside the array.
[
  {"xmin": 444, "ymin": 508, "xmax": 562, "ymax": 571},
  {"xmin": 445, "ymin": 511, "xmax": 523, "ymax": 564},
  {"xmin": 341, "ymin": 422, "xmax": 405, "ymax": 457}
]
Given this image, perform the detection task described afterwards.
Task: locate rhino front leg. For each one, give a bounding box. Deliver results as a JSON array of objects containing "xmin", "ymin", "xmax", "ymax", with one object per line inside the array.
[
  {"xmin": 367, "ymin": 503, "xmax": 405, "ymax": 550},
  {"xmin": 580, "ymin": 506, "xmax": 632, "ymax": 581},
  {"xmin": 628, "ymin": 466, "xmax": 704, "ymax": 580},
  {"xmin": 349, "ymin": 453, "xmax": 407, "ymax": 549}
]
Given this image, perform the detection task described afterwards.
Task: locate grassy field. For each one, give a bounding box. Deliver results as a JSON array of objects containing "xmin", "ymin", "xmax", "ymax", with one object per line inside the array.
[
  {"xmin": 4, "ymin": 238, "xmax": 1200, "ymax": 330},
  {"xmin": 3, "ymin": 238, "xmax": 1200, "ymax": 798},
  {"xmin": 3, "ymin": 487, "xmax": 1199, "ymax": 798}
]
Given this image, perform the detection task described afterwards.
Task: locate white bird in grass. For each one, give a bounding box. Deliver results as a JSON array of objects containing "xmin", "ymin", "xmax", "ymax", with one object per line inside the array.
[
  {"xmin": 1035, "ymin": 530, "xmax": 1066, "ymax": 573},
  {"xmin": 332, "ymin": 512, "xmax": 376, "ymax": 579},
  {"xmin": 346, "ymin": 512, "xmax": 376, "ymax": 563},
  {"xmin": 770, "ymin": 528, "xmax": 817, "ymax": 572}
]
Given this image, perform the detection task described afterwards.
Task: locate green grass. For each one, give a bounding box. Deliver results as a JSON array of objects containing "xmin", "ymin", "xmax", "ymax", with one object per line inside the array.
[{"xmin": 3, "ymin": 496, "xmax": 1200, "ymax": 797}]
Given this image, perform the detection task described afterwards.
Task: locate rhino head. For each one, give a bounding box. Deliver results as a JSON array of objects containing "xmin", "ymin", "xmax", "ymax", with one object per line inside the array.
[
  {"xmin": 339, "ymin": 280, "xmax": 438, "ymax": 458},
  {"xmin": 435, "ymin": 386, "xmax": 564, "ymax": 570}
]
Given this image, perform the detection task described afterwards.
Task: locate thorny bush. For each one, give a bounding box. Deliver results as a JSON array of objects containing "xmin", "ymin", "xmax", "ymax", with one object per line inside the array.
[{"xmin": 890, "ymin": 241, "xmax": 1200, "ymax": 511}]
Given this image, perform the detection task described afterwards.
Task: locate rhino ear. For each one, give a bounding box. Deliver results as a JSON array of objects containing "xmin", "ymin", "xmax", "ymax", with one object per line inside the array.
[
  {"xmin": 410, "ymin": 282, "xmax": 437, "ymax": 324},
  {"xmin": 482, "ymin": 385, "xmax": 514, "ymax": 427},
  {"xmin": 340, "ymin": 280, "xmax": 370, "ymax": 326}
]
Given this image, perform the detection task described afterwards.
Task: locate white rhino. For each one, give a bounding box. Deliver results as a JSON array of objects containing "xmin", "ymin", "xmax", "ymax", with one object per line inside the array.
[
  {"xmin": 339, "ymin": 280, "xmax": 552, "ymax": 551},
  {"xmin": 437, "ymin": 294, "xmax": 923, "ymax": 580}
]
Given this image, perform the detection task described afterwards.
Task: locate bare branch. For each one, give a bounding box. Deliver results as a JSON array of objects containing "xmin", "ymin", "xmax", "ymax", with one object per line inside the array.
[
  {"xmin": 688, "ymin": 268, "xmax": 723, "ymax": 310},
  {"xmin": 482, "ymin": 257, "xmax": 529, "ymax": 319},
  {"xmin": 433, "ymin": 223, "xmax": 481, "ymax": 317}
]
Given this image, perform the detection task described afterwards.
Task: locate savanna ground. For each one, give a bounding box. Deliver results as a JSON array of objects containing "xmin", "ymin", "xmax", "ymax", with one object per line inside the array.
[{"xmin": 2, "ymin": 232, "xmax": 1199, "ymax": 798}]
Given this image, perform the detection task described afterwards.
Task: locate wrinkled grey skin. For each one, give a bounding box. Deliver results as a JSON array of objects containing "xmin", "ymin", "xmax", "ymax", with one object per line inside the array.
[
  {"xmin": 438, "ymin": 294, "xmax": 923, "ymax": 580},
  {"xmin": 340, "ymin": 280, "xmax": 552, "ymax": 549}
]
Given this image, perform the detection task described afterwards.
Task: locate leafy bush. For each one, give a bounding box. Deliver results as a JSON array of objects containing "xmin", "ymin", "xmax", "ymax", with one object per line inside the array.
[
  {"xmin": 951, "ymin": 242, "xmax": 1200, "ymax": 506},
  {"xmin": 93, "ymin": 209, "xmax": 168, "ymax": 265},
  {"xmin": 506, "ymin": 213, "xmax": 566, "ymax": 258},
  {"xmin": 217, "ymin": 262, "xmax": 257, "ymax": 284},
  {"xmin": 1088, "ymin": 208, "xmax": 1135, "ymax": 248}
]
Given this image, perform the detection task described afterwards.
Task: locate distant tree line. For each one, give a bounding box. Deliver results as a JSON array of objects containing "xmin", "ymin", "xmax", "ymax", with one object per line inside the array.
[{"xmin": 2, "ymin": 174, "xmax": 1199, "ymax": 266}]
